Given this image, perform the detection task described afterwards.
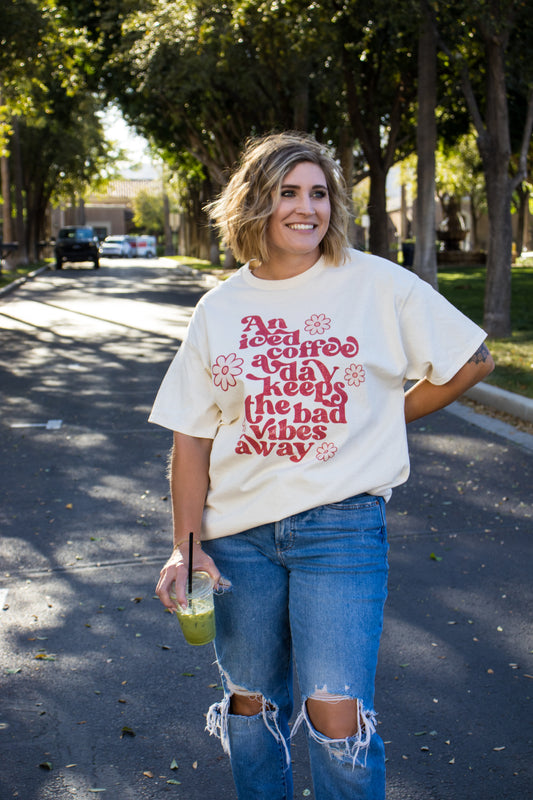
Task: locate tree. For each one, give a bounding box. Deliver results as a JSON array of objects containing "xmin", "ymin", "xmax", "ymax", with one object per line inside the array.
[
  {"xmin": 101, "ymin": 0, "xmax": 353, "ymax": 260},
  {"xmin": 336, "ymin": 0, "xmax": 419, "ymax": 259},
  {"xmin": 103, "ymin": 0, "xmax": 427, "ymax": 261},
  {"xmin": 1, "ymin": 0, "xmax": 115, "ymax": 263},
  {"xmin": 413, "ymin": 0, "xmax": 438, "ymax": 288},
  {"xmin": 1, "ymin": 0, "xmax": 49, "ymax": 261},
  {"xmin": 132, "ymin": 190, "xmax": 164, "ymax": 237},
  {"xmin": 431, "ymin": 0, "xmax": 533, "ymax": 337}
]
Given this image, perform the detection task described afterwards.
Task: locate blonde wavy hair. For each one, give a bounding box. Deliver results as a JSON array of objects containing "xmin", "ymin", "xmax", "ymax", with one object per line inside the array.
[{"xmin": 206, "ymin": 132, "xmax": 350, "ymax": 266}]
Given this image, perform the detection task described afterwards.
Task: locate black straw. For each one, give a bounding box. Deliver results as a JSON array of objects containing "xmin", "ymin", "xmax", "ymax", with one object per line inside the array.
[{"xmin": 188, "ymin": 532, "xmax": 194, "ymax": 596}]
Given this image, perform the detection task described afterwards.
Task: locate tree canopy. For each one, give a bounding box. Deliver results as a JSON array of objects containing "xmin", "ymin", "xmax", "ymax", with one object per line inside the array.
[
  {"xmin": 1, "ymin": 0, "xmax": 532, "ymax": 338},
  {"xmin": 0, "ymin": 0, "xmax": 116, "ymax": 260}
]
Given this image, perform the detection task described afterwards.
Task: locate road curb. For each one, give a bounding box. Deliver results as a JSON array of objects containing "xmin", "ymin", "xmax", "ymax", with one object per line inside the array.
[
  {"xmin": 465, "ymin": 381, "xmax": 533, "ymax": 424},
  {"xmin": 0, "ymin": 264, "xmax": 50, "ymax": 297}
]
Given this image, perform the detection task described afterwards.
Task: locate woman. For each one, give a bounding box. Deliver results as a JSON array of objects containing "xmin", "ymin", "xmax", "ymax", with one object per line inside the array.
[{"xmin": 150, "ymin": 132, "xmax": 493, "ymax": 800}]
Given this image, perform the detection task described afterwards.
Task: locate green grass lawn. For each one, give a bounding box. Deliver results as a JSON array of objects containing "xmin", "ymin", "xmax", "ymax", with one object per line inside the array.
[
  {"xmin": 0, "ymin": 263, "xmax": 46, "ymax": 290},
  {"xmin": 438, "ymin": 264, "xmax": 533, "ymax": 399}
]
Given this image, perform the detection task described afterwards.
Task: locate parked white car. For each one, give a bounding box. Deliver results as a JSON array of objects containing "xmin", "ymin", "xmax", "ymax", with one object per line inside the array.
[{"xmin": 99, "ymin": 235, "xmax": 134, "ymax": 258}]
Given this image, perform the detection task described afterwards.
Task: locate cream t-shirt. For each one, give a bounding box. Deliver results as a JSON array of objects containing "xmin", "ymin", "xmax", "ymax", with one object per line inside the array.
[{"xmin": 149, "ymin": 250, "xmax": 486, "ymax": 539}]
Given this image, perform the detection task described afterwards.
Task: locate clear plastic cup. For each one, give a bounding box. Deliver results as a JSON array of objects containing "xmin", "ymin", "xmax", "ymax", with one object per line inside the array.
[{"xmin": 172, "ymin": 571, "xmax": 215, "ymax": 646}]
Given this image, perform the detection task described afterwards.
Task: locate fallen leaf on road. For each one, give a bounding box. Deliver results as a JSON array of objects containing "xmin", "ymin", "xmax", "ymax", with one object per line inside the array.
[
  {"xmin": 120, "ymin": 726, "xmax": 135, "ymax": 738},
  {"xmin": 143, "ymin": 771, "xmax": 154, "ymax": 778},
  {"xmin": 429, "ymin": 552, "xmax": 443, "ymax": 562},
  {"xmin": 170, "ymin": 759, "xmax": 179, "ymax": 770},
  {"xmin": 192, "ymin": 761, "xmax": 198, "ymax": 769},
  {"xmin": 39, "ymin": 761, "xmax": 53, "ymax": 770},
  {"xmin": 167, "ymin": 779, "xmax": 181, "ymax": 785}
]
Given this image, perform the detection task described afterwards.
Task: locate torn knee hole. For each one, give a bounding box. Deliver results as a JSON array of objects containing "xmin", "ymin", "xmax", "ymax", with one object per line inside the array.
[
  {"xmin": 230, "ymin": 692, "xmax": 266, "ymax": 716},
  {"xmin": 291, "ymin": 696, "xmax": 378, "ymax": 766},
  {"xmin": 306, "ymin": 694, "xmax": 363, "ymax": 740}
]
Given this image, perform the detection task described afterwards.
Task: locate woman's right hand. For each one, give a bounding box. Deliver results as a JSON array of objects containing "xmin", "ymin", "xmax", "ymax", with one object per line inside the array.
[{"xmin": 156, "ymin": 541, "xmax": 221, "ymax": 611}]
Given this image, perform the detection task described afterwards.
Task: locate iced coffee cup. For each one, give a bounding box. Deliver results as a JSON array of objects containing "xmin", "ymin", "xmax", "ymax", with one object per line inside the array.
[{"xmin": 172, "ymin": 571, "xmax": 216, "ymax": 646}]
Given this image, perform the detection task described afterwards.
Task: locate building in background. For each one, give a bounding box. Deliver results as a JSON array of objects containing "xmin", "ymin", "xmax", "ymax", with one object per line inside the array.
[{"xmin": 51, "ymin": 178, "xmax": 160, "ymax": 241}]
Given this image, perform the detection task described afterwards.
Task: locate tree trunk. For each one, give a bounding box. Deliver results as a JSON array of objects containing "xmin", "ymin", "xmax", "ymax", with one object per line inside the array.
[
  {"xmin": 77, "ymin": 197, "xmax": 86, "ymax": 225},
  {"xmin": 12, "ymin": 118, "xmax": 28, "ymax": 265},
  {"xmin": 515, "ymin": 183, "xmax": 528, "ymax": 256},
  {"xmin": 339, "ymin": 127, "xmax": 358, "ymax": 248},
  {"xmin": 476, "ymin": 36, "xmax": 512, "ymax": 338},
  {"xmin": 367, "ymin": 164, "xmax": 390, "ymax": 259},
  {"xmin": 209, "ymin": 223, "xmax": 220, "ymax": 266},
  {"xmin": 163, "ymin": 192, "xmax": 174, "ymax": 255},
  {"xmin": 413, "ymin": 2, "xmax": 438, "ymax": 289},
  {"xmin": 469, "ymin": 195, "xmax": 478, "ymax": 250},
  {"xmin": 482, "ymin": 159, "xmax": 513, "ymax": 337},
  {"xmin": 343, "ymin": 60, "xmax": 397, "ymax": 260},
  {"xmin": 293, "ymin": 73, "xmax": 309, "ymax": 131},
  {"xmin": 1, "ymin": 155, "xmax": 13, "ymax": 242},
  {"xmin": 0, "ymin": 90, "xmax": 13, "ymax": 261}
]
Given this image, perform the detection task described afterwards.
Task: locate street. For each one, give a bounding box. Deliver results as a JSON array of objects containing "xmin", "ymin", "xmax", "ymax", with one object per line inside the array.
[{"xmin": 1, "ymin": 258, "xmax": 532, "ymax": 800}]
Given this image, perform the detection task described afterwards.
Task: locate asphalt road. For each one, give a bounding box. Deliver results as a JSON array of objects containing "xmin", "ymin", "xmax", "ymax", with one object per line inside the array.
[{"xmin": 1, "ymin": 259, "xmax": 531, "ymax": 800}]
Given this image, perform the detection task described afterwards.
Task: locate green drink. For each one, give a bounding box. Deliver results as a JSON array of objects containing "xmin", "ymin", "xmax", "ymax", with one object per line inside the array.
[{"xmin": 173, "ymin": 571, "xmax": 216, "ymax": 646}]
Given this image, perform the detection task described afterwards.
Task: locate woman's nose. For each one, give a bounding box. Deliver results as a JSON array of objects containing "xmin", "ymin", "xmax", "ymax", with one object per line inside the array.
[{"xmin": 296, "ymin": 194, "xmax": 313, "ymax": 213}]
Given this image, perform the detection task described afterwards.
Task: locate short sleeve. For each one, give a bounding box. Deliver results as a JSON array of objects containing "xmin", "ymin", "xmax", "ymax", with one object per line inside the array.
[
  {"xmin": 400, "ymin": 278, "xmax": 487, "ymax": 385},
  {"xmin": 149, "ymin": 312, "xmax": 220, "ymax": 438}
]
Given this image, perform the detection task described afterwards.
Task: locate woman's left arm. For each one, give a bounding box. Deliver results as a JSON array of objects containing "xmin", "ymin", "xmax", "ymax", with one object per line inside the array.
[{"xmin": 404, "ymin": 342, "xmax": 494, "ymax": 424}]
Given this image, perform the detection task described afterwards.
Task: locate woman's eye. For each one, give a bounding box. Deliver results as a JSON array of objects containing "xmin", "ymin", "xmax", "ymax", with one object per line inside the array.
[
  {"xmin": 313, "ymin": 190, "xmax": 328, "ymax": 199},
  {"xmin": 281, "ymin": 189, "xmax": 296, "ymax": 197}
]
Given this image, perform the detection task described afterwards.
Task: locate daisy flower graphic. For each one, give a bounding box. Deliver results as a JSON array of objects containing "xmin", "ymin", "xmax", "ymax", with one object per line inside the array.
[
  {"xmin": 315, "ymin": 442, "xmax": 337, "ymax": 462},
  {"xmin": 304, "ymin": 313, "xmax": 331, "ymax": 335},
  {"xmin": 212, "ymin": 353, "xmax": 244, "ymax": 391},
  {"xmin": 344, "ymin": 363, "xmax": 366, "ymax": 387}
]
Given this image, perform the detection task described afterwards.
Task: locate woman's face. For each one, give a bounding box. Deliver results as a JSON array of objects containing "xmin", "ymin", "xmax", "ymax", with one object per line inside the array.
[{"xmin": 266, "ymin": 161, "xmax": 331, "ymax": 267}]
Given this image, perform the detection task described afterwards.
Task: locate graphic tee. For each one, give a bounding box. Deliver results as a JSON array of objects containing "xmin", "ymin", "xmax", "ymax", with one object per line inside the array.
[{"xmin": 149, "ymin": 250, "xmax": 486, "ymax": 540}]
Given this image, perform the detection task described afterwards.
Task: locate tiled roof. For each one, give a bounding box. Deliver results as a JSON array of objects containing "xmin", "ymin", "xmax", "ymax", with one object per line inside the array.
[{"xmin": 89, "ymin": 179, "xmax": 161, "ymax": 202}]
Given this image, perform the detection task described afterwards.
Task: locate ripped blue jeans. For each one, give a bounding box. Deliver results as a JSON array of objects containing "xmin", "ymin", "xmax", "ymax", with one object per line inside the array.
[{"xmin": 203, "ymin": 493, "xmax": 389, "ymax": 800}]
